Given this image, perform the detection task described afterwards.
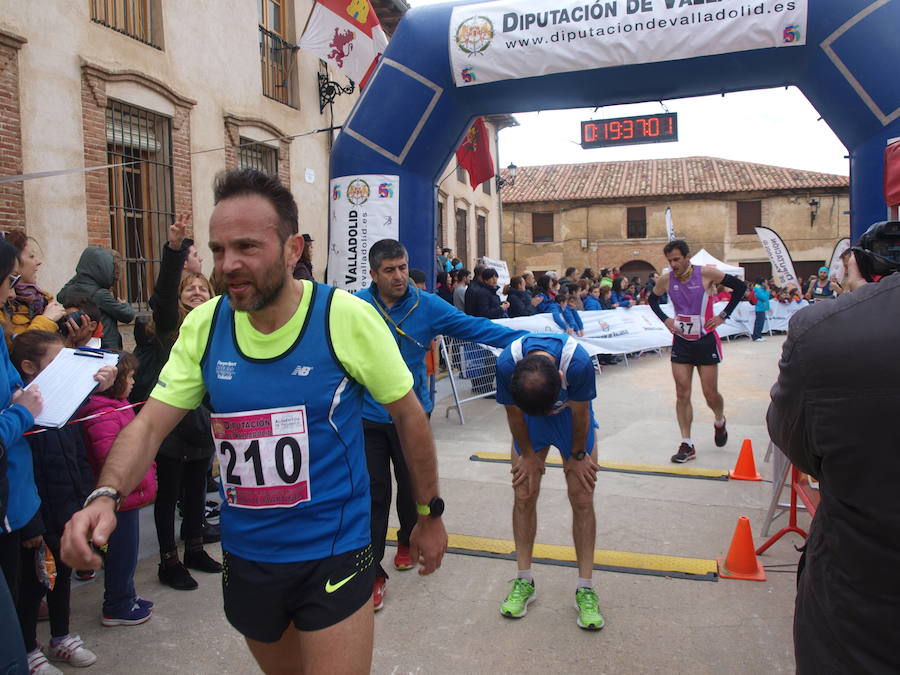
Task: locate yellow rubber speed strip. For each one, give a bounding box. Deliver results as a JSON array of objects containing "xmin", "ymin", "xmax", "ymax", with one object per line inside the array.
[
  {"xmin": 387, "ymin": 528, "xmax": 718, "ymax": 581},
  {"xmin": 469, "ymin": 451, "xmax": 729, "ymax": 481}
]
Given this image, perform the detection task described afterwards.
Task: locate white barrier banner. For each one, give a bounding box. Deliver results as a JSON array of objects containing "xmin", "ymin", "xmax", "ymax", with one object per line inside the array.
[
  {"xmin": 327, "ymin": 175, "xmax": 399, "ymax": 292},
  {"xmin": 450, "ymin": 0, "xmax": 807, "ymax": 87},
  {"xmin": 489, "ymin": 301, "xmax": 807, "ymax": 355},
  {"xmin": 755, "ymin": 226, "xmax": 800, "ymax": 290}
]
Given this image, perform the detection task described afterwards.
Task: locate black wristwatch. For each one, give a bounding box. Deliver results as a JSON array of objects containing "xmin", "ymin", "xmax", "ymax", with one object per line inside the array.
[
  {"xmin": 416, "ymin": 496, "xmax": 445, "ymax": 518},
  {"xmin": 573, "ymin": 450, "xmax": 587, "ymax": 460},
  {"xmin": 718, "ymin": 311, "xmax": 729, "ymax": 320}
]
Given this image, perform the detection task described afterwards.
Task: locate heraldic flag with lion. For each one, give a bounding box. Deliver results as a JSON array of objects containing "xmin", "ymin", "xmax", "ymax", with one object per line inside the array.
[{"xmin": 299, "ymin": 0, "xmax": 388, "ymax": 87}]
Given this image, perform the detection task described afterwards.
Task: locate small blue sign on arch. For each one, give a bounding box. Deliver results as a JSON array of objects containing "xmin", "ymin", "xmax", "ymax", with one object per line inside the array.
[{"xmin": 327, "ymin": 0, "xmax": 900, "ymax": 288}]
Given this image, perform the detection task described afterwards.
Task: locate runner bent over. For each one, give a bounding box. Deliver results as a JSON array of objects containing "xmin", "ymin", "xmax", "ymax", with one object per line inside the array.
[
  {"xmin": 60, "ymin": 169, "xmax": 447, "ymax": 674},
  {"xmin": 356, "ymin": 238, "xmax": 524, "ymax": 611},
  {"xmin": 648, "ymin": 240, "xmax": 746, "ymax": 463},
  {"xmin": 495, "ymin": 334, "xmax": 604, "ymax": 630}
]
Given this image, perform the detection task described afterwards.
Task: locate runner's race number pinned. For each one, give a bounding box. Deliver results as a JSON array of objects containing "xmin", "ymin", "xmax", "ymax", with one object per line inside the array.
[
  {"xmin": 211, "ymin": 406, "xmax": 310, "ymax": 509},
  {"xmin": 675, "ymin": 314, "xmax": 702, "ymax": 340}
]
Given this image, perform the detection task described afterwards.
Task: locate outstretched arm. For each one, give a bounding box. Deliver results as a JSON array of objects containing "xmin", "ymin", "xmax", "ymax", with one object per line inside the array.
[{"xmin": 61, "ymin": 398, "xmax": 188, "ymax": 569}]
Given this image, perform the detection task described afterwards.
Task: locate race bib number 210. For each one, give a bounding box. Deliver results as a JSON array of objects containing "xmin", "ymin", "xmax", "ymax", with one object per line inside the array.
[{"xmin": 211, "ymin": 406, "xmax": 311, "ymax": 509}]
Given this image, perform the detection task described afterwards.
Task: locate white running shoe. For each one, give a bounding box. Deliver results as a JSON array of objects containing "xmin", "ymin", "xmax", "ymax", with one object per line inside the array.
[
  {"xmin": 27, "ymin": 648, "xmax": 63, "ymax": 675},
  {"xmin": 46, "ymin": 634, "xmax": 98, "ymax": 667}
]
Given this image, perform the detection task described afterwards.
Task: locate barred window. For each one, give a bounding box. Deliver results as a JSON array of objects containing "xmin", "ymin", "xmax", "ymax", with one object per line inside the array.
[
  {"xmin": 90, "ymin": 0, "xmax": 160, "ymax": 48},
  {"xmin": 259, "ymin": 0, "xmax": 297, "ymax": 105},
  {"xmin": 626, "ymin": 206, "xmax": 647, "ymax": 239},
  {"xmin": 476, "ymin": 214, "xmax": 487, "ymax": 260},
  {"xmin": 238, "ymin": 138, "xmax": 279, "ymax": 176},
  {"xmin": 455, "ymin": 208, "xmax": 468, "ymax": 267},
  {"xmin": 106, "ymin": 100, "xmax": 173, "ymax": 308}
]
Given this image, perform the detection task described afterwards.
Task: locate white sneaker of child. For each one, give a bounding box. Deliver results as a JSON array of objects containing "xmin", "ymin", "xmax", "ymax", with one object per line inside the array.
[{"xmin": 46, "ymin": 634, "xmax": 98, "ymax": 667}]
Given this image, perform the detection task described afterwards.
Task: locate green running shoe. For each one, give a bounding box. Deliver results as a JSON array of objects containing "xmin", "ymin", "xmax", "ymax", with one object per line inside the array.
[
  {"xmin": 499, "ymin": 578, "xmax": 535, "ymax": 618},
  {"xmin": 574, "ymin": 588, "xmax": 605, "ymax": 630}
]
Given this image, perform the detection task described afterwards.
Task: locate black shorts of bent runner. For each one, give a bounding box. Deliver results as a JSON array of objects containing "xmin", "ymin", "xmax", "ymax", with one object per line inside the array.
[
  {"xmin": 222, "ymin": 544, "xmax": 376, "ymax": 641},
  {"xmin": 670, "ymin": 332, "xmax": 722, "ymax": 366}
]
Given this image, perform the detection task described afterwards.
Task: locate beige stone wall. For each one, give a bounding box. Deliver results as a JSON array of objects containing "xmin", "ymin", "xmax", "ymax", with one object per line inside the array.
[
  {"xmin": 502, "ymin": 189, "xmax": 849, "ymax": 278},
  {"xmin": 1, "ymin": 0, "xmax": 354, "ymax": 294}
]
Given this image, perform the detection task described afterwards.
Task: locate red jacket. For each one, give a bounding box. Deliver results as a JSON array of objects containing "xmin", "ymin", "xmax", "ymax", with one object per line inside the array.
[{"xmin": 78, "ymin": 395, "xmax": 156, "ymax": 511}]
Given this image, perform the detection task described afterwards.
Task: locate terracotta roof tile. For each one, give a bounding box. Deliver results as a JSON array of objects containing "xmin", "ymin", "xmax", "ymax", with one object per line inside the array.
[{"xmin": 501, "ymin": 157, "xmax": 849, "ymax": 204}]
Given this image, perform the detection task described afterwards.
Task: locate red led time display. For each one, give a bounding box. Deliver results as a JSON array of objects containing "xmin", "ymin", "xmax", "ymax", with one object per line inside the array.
[{"xmin": 581, "ymin": 113, "xmax": 678, "ymax": 149}]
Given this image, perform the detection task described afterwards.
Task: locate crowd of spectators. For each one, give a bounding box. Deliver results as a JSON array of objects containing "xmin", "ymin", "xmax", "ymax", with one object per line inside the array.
[
  {"xmin": 433, "ymin": 263, "xmax": 671, "ymax": 335},
  {"xmin": 0, "ymin": 221, "xmax": 224, "ymax": 673}
]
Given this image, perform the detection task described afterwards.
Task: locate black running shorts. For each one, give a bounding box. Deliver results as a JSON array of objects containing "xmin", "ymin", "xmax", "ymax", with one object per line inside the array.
[
  {"xmin": 670, "ymin": 332, "xmax": 722, "ymax": 366},
  {"xmin": 222, "ymin": 543, "xmax": 376, "ymax": 641}
]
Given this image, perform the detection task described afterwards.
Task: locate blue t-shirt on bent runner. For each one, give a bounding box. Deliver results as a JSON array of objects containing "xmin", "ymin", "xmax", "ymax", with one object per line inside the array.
[{"xmin": 496, "ymin": 334, "xmax": 596, "ymax": 412}]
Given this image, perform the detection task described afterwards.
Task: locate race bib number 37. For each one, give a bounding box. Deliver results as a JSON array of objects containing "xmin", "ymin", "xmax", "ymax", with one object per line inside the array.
[
  {"xmin": 676, "ymin": 314, "xmax": 703, "ymax": 341},
  {"xmin": 211, "ymin": 406, "xmax": 310, "ymax": 509}
]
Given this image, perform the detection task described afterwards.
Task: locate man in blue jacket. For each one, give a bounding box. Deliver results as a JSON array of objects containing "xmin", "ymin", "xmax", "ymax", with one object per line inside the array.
[{"xmin": 356, "ymin": 239, "xmax": 526, "ymax": 611}]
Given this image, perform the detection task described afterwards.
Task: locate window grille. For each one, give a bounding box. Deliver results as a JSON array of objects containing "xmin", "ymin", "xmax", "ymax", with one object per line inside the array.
[
  {"xmin": 626, "ymin": 206, "xmax": 647, "ymax": 239},
  {"xmin": 238, "ymin": 138, "xmax": 279, "ymax": 176},
  {"xmin": 106, "ymin": 100, "xmax": 174, "ymax": 309},
  {"xmin": 90, "ymin": 0, "xmax": 160, "ymax": 48}
]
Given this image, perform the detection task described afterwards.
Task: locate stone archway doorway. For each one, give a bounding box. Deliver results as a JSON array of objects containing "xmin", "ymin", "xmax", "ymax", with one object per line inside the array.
[{"xmin": 620, "ymin": 260, "xmax": 657, "ymax": 284}]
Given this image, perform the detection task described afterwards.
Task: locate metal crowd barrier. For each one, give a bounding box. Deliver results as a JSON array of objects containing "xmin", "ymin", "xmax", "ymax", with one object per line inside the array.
[{"xmin": 439, "ymin": 336, "xmax": 498, "ymax": 425}]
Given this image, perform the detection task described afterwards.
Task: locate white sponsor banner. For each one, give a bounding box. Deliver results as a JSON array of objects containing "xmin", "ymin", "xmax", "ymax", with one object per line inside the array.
[
  {"xmin": 480, "ymin": 255, "xmax": 511, "ymax": 288},
  {"xmin": 755, "ymin": 226, "xmax": 800, "ymax": 290},
  {"xmin": 665, "ymin": 206, "xmax": 676, "ymax": 242},
  {"xmin": 449, "ymin": 0, "xmax": 807, "ymax": 87},
  {"xmin": 828, "ymin": 237, "xmax": 851, "ymax": 280},
  {"xmin": 327, "ymin": 175, "xmax": 399, "ymax": 292},
  {"xmin": 487, "ymin": 301, "xmax": 806, "ymax": 355}
]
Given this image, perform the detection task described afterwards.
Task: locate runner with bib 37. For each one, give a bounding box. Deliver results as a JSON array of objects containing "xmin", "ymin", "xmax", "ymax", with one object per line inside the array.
[{"xmin": 648, "ymin": 240, "xmax": 746, "ymax": 463}]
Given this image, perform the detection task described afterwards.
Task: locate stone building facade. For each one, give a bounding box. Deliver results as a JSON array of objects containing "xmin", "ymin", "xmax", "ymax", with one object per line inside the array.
[
  {"xmin": 0, "ymin": 0, "xmax": 504, "ymax": 304},
  {"xmin": 501, "ymin": 157, "xmax": 849, "ymax": 283}
]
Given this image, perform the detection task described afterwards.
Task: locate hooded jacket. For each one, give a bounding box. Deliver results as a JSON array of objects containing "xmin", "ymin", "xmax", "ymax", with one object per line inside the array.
[
  {"xmin": 58, "ymin": 247, "xmax": 135, "ymax": 350},
  {"xmin": 355, "ymin": 282, "xmax": 525, "ymax": 424},
  {"xmin": 78, "ymin": 395, "xmax": 156, "ymax": 511}
]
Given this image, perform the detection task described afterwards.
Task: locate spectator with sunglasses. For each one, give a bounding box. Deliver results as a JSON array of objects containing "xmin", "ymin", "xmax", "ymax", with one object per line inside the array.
[{"xmin": 355, "ymin": 239, "xmax": 526, "ymax": 611}]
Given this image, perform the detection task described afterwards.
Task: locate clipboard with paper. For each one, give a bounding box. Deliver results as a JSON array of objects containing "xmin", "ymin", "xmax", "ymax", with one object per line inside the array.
[{"xmin": 24, "ymin": 347, "xmax": 120, "ymax": 428}]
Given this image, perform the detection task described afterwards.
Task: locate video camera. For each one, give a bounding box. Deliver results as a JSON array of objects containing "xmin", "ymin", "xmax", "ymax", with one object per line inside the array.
[{"xmin": 851, "ymin": 220, "xmax": 900, "ymax": 282}]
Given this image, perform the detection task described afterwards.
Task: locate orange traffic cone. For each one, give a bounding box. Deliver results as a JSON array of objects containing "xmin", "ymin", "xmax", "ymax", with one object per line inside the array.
[
  {"xmin": 729, "ymin": 438, "xmax": 762, "ymax": 481},
  {"xmin": 717, "ymin": 516, "xmax": 766, "ymax": 581}
]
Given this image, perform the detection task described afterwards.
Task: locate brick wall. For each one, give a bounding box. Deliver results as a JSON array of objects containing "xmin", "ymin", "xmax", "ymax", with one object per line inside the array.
[
  {"xmin": 223, "ymin": 114, "xmax": 291, "ymax": 185},
  {"xmin": 80, "ymin": 63, "xmax": 195, "ymax": 246},
  {"xmin": 81, "ymin": 67, "xmax": 110, "ymax": 247},
  {"xmin": 0, "ymin": 30, "xmax": 27, "ymax": 233}
]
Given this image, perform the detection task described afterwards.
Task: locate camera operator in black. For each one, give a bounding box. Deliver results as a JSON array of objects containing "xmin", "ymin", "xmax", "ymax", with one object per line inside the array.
[{"xmin": 767, "ymin": 221, "xmax": 900, "ymax": 674}]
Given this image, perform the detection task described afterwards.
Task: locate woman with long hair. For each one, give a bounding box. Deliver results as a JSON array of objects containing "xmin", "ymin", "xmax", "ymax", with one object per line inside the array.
[{"xmin": 131, "ymin": 216, "xmax": 220, "ymax": 591}]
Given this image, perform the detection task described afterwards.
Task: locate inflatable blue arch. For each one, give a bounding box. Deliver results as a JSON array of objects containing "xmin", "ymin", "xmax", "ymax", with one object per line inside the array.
[{"xmin": 327, "ymin": 0, "xmax": 900, "ymax": 287}]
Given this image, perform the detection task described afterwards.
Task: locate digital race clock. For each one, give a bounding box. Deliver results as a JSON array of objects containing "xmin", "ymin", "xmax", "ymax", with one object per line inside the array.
[{"xmin": 581, "ymin": 113, "xmax": 678, "ymax": 149}]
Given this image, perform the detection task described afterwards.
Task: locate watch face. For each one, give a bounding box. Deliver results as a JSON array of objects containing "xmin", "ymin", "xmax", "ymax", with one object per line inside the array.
[
  {"xmin": 574, "ymin": 451, "xmax": 587, "ymax": 460},
  {"xmin": 430, "ymin": 497, "xmax": 445, "ymax": 517}
]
